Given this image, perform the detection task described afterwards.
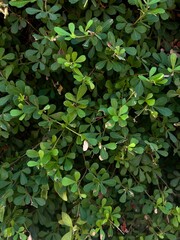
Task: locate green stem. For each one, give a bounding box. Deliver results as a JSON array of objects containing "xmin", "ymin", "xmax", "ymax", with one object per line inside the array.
[
  {"xmin": 52, "ymin": 130, "xmax": 64, "ymax": 149},
  {"xmin": 133, "ymin": 12, "xmax": 145, "ymax": 26},
  {"xmin": 52, "ymin": 118, "xmax": 82, "ymax": 137}
]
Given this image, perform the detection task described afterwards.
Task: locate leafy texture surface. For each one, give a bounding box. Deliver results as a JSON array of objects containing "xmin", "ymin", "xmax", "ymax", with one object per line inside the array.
[{"xmin": 0, "ymin": 0, "xmax": 180, "ymax": 239}]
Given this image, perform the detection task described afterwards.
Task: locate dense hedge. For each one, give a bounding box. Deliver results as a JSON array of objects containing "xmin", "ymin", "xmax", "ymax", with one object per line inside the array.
[{"xmin": 0, "ymin": 0, "xmax": 180, "ymax": 239}]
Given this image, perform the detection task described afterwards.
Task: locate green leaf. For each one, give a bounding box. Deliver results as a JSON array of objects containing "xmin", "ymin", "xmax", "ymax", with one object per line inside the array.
[
  {"xmin": 34, "ymin": 197, "xmax": 46, "ymax": 206},
  {"xmin": 51, "ymin": 149, "xmax": 58, "ymax": 156},
  {"xmin": 104, "ymin": 143, "xmax": 117, "ymax": 150},
  {"xmin": 20, "ymin": 172, "xmax": 27, "ymax": 185},
  {"xmin": 155, "ymin": 107, "xmax": 172, "ymax": 116},
  {"xmin": 134, "ymin": 147, "xmax": 144, "ymax": 154},
  {"xmin": 0, "ymin": 95, "xmax": 11, "ymax": 106},
  {"xmin": 76, "ymin": 55, "xmax": 86, "ymax": 63},
  {"xmin": 27, "ymin": 161, "xmax": 39, "ymax": 167},
  {"xmin": 77, "ymin": 109, "xmax": 86, "ymax": 118},
  {"xmin": 96, "ymin": 60, "xmax": 106, "ymax": 70},
  {"xmin": 170, "ymin": 53, "xmax": 177, "ymax": 69},
  {"xmin": 150, "ymin": 73, "xmax": 164, "ymax": 82},
  {"xmin": 148, "ymin": 0, "xmax": 160, "ymax": 5},
  {"xmin": 165, "ymin": 233, "xmax": 177, "ymax": 240},
  {"xmin": 148, "ymin": 8, "xmax": 165, "ymax": 15},
  {"xmin": 68, "ymin": 23, "xmax": 75, "ymax": 34},
  {"xmin": 85, "ymin": 19, "xmax": 93, "ymax": 31},
  {"xmin": 9, "ymin": 0, "xmax": 36, "ymax": 8},
  {"xmin": 26, "ymin": 7, "xmax": 40, "ymax": 15},
  {"xmin": 23, "ymin": 105, "xmax": 36, "ymax": 114},
  {"xmin": 54, "ymin": 182, "xmax": 68, "ymax": 201},
  {"xmin": 65, "ymin": 93, "xmax": 76, "ymax": 102},
  {"xmin": 54, "ymin": 27, "xmax": 70, "ymax": 37},
  {"xmin": 119, "ymin": 105, "xmax": 128, "ymax": 115},
  {"xmin": 99, "ymin": 148, "xmax": 108, "ymax": 160},
  {"xmin": 62, "ymin": 177, "xmax": 75, "ymax": 186},
  {"xmin": 26, "ymin": 149, "xmax": 38, "ymax": 158},
  {"xmin": 102, "ymin": 19, "xmax": 114, "ymax": 32},
  {"xmin": 74, "ymin": 171, "xmax": 81, "ymax": 181},
  {"xmin": 135, "ymin": 81, "xmax": 144, "ymax": 97},
  {"xmin": 0, "ymin": 204, "xmax": 5, "ymax": 223},
  {"xmin": 10, "ymin": 109, "xmax": 22, "ymax": 117},
  {"xmin": 120, "ymin": 192, "xmax": 126, "ymax": 203},
  {"xmin": 69, "ymin": 0, "xmax": 79, "ymax": 3},
  {"xmin": 38, "ymin": 96, "xmax": 49, "ymax": 105},
  {"xmin": 131, "ymin": 29, "xmax": 141, "ymax": 41},
  {"xmin": 0, "ymin": 48, "xmax": 5, "ymax": 58},
  {"xmin": 132, "ymin": 185, "xmax": 144, "ymax": 192},
  {"xmin": 146, "ymin": 99, "xmax": 155, "ymax": 106},
  {"xmin": 125, "ymin": 47, "xmax": 137, "ymax": 55},
  {"xmin": 168, "ymin": 132, "xmax": 178, "ymax": 144},
  {"xmin": 13, "ymin": 195, "xmax": 25, "ymax": 205},
  {"xmin": 136, "ymin": 25, "xmax": 147, "ymax": 33},
  {"xmin": 103, "ymin": 179, "xmax": 116, "ymax": 187},
  {"xmin": 77, "ymin": 84, "xmax": 87, "ymax": 101},
  {"xmin": 61, "ymin": 231, "xmax": 72, "ymax": 240},
  {"xmin": 61, "ymin": 212, "xmax": 73, "ymax": 227},
  {"xmin": 149, "ymin": 67, "xmax": 157, "ymax": 77},
  {"xmin": 83, "ymin": 182, "xmax": 94, "ymax": 192},
  {"xmin": 3, "ymin": 65, "xmax": 14, "ymax": 79}
]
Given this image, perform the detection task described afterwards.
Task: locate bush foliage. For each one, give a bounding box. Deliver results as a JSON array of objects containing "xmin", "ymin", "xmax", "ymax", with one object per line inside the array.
[{"xmin": 0, "ymin": 0, "xmax": 180, "ymax": 239}]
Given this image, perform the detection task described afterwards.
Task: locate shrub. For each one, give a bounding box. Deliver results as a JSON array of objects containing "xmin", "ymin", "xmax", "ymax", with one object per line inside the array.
[{"xmin": 0, "ymin": 0, "xmax": 180, "ymax": 239}]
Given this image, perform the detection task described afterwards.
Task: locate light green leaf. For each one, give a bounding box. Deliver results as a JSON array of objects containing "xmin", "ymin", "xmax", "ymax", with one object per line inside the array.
[
  {"xmin": 170, "ymin": 53, "xmax": 177, "ymax": 69},
  {"xmin": 68, "ymin": 22, "xmax": 75, "ymax": 34},
  {"xmin": 65, "ymin": 93, "xmax": 76, "ymax": 102},
  {"xmin": 51, "ymin": 149, "xmax": 59, "ymax": 156},
  {"xmin": 0, "ymin": 204, "xmax": 5, "ymax": 222},
  {"xmin": 26, "ymin": 150, "xmax": 38, "ymax": 158},
  {"xmin": 10, "ymin": 109, "xmax": 22, "ymax": 117},
  {"xmin": 85, "ymin": 19, "xmax": 93, "ymax": 31},
  {"xmin": 54, "ymin": 27, "xmax": 70, "ymax": 37},
  {"xmin": 148, "ymin": 8, "xmax": 165, "ymax": 15},
  {"xmin": 61, "ymin": 231, "xmax": 72, "ymax": 240},
  {"xmin": 149, "ymin": 67, "xmax": 157, "ymax": 77},
  {"xmin": 146, "ymin": 99, "xmax": 155, "ymax": 106},
  {"xmin": 61, "ymin": 212, "xmax": 73, "ymax": 227},
  {"xmin": 62, "ymin": 177, "xmax": 75, "ymax": 186},
  {"xmin": 77, "ymin": 84, "xmax": 87, "ymax": 101},
  {"xmin": 27, "ymin": 161, "xmax": 39, "ymax": 167},
  {"xmin": 76, "ymin": 55, "xmax": 86, "ymax": 63},
  {"xmin": 54, "ymin": 182, "xmax": 68, "ymax": 201},
  {"xmin": 74, "ymin": 171, "xmax": 81, "ymax": 181},
  {"xmin": 119, "ymin": 105, "xmax": 128, "ymax": 115}
]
